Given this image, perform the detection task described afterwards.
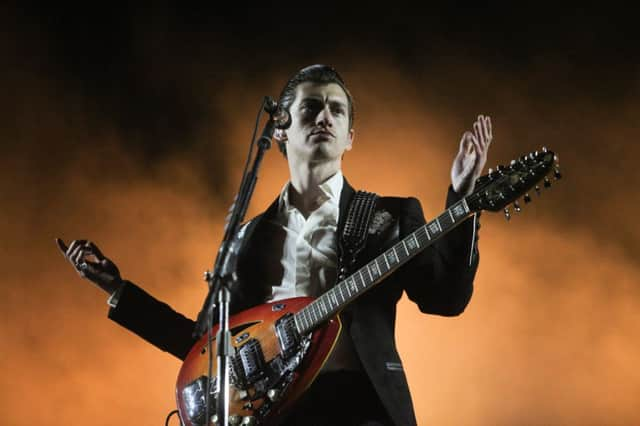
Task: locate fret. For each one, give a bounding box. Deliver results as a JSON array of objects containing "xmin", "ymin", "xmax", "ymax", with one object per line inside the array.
[
  {"xmin": 448, "ymin": 208, "xmax": 455, "ymax": 223},
  {"xmin": 301, "ymin": 310, "xmax": 308, "ymax": 330},
  {"xmin": 305, "ymin": 310, "xmax": 312, "ymax": 330},
  {"xmin": 349, "ymin": 278, "xmax": 358, "ymax": 294},
  {"xmin": 388, "ymin": 248, "xmax": 398, "ymax": 264},
  {"xmin": 329, "ymin": 287, "xmax": 340, "ymax": 309},
  {"xmin": 337, "ymin": 283, "xmax": 345, "ymax": 303},
  {"xmin": 365, "ymin": 264, "xmax": 373, "ymax": 282},
  {"xmin": 371, "ymin": 261, "xmax": 380, "ymax": 278},
  {"xmin": 428, "ymin": 220, "xmax": 439, "ymax": 236},
  {"xmin": 319, "ymin": 298, "xmax": 326, "ymax": 316},
  {"xmin": 313, "ymin": 303, "xmax": 320, "ymax": 322},
  {"xmin": 402, "ymin": 239, "xmax": 409, "ymax": 256},
  {"xmin": 345, "ymin": 280, "xmax": 352, "ymax": 297},
  {"xmin": 453, "ymin": 201, "xmax": 466, "ymax": 219},
  {"xmin": 424, "ymin": 226, "xmax": 431, "ymax": 240},
  {"xmin": 293, "ymin": 313, "xmax": 301, "ymax": 333},
  {"xmin": 358, "ymin": 270, "xmax": 366, "ymax": 287},
  {"xmin": 461, "ymin": 198, "xmax": 470, "ymax": 214},
  {"xmin": 435, "ymin": 217, "xmax": 442, "ymax": 232},
  {"xmin": 383, "ymin": 254, "xmax": 390, "ymax": 269}
]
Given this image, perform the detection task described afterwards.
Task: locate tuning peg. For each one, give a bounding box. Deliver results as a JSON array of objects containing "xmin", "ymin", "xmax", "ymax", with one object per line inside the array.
[
  {"xmin": 544, "ymin": 177, "xmax": 551, "ymax": 188},
  {"xmin": 542, "ymin": 146, "xmax": 548, "ymax": 153},
  {"xmin": 554, "ymin": 168, "xmax": 562, "ymax": 180},
  {"xmin": 535, "ymin": 185, "xmax": 541, "ymax": 195},
  {"xmin": 513, "ymin": 200, "xmax": 521, "ymax": 212},
  {"xmin": 497, "ymin": 165, "xmax": 506, "ymax": 173},
  {"xmin": 510, "ymin": 159, "xmax": 517, "ymax": 166},
  {"xmin": 504, "ymin": 207, "xmax": 511, "ymax": 221},
  {"xmin": 524, "ymin": 193, "xmax": 531, "ymax": 203}
]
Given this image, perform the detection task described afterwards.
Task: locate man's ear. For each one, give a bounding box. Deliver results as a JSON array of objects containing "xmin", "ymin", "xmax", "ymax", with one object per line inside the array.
[
  {"xmin": 345, "ymin": 128, "xmax": 354, "ymax": 151},
  {"xmin": 274, "ymin": 128, "xmax": 288, "ymax": 143}
]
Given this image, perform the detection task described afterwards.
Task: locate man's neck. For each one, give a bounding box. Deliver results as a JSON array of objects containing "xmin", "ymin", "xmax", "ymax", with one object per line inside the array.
[{"xmin": 287, "ymin": 158, "xmax": 341, "ymax": 217}]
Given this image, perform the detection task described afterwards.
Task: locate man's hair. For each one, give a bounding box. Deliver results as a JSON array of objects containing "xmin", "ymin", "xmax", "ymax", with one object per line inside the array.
[{"xmin": 276, "ymin": 64, "xmax": 355, "ymax": 156}]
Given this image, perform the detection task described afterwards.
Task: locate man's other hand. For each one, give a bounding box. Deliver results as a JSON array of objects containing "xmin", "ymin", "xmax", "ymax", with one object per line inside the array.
[
  {"xmin": 451, "ymin": 114, "xmax": 492, "ymax": 196},
  {"xmin": 56, "ymin": 238, "xmax": 122, "ymax": 295}
]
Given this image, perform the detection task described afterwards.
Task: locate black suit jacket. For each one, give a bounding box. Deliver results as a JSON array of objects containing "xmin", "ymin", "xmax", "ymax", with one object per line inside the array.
[{"xmin": 108, "ymin": 178, "xmax": 479, "ymax": 426}]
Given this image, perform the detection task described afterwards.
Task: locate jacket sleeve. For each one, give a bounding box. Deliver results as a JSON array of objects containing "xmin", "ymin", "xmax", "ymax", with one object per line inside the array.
[
  {"xmin": 399, "ymin": 186, "xmax": 480, "ymax": 316},
  {"xmin": 108, "ymin": 280, "xmax": 199, "ymax": 360}
]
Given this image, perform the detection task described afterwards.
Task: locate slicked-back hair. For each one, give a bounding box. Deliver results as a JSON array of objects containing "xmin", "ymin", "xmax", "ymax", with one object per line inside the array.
[{"xmin": 276, "ymin": 64, "xmax": 355, "ymax": 156}]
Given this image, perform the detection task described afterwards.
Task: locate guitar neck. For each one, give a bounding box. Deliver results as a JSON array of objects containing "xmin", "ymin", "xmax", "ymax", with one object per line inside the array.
[{"xmin": 294, "ymin": 197, "xmax": 474, "ymax": 335}]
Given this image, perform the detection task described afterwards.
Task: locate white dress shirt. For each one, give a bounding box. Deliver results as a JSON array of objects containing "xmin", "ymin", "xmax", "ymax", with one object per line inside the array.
[
  {"xmin": 266, "ymin": 171, "xmax": 362, "ymax": 372},
  {"xmin": 268, "ymin": 171, "xmax": 343, "ymax": 301}
]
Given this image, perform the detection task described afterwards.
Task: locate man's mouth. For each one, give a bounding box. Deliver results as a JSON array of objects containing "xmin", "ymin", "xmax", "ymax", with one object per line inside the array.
[{"xmin": 310, "ymin": 129, "xmax": 334, "ymax": 138}]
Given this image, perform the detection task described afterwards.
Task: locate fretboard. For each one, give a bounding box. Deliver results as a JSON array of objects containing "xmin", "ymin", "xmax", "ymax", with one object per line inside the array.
[{"xmin": 294, "ymin": 197, "xmax": 472, "ymax": 335}]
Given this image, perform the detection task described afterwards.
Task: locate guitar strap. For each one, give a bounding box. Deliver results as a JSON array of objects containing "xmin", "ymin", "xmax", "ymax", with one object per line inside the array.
[{"xmin": 338, "ymin": 190, "xmax": 379, "ymax": 281}]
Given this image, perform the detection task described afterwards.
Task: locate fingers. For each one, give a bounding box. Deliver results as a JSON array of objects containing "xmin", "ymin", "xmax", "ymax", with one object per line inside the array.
[
  {"xmin": 472, "ymin": 115, "xmax": 492, "ymax": 155},
  {"xmin": 55, "ymin": 238, "xmax": 68, "ymax": 255},
  {"xmin": 58, "ymin": 239, "xmax": 103, "ymax": 267},
  {"xmin": 459, "ymin": 131, "xmax": 473, "ymax": 154},
  {"xmin": 86, "ymin": 241, "xmax": 106, "ymax": 261}
]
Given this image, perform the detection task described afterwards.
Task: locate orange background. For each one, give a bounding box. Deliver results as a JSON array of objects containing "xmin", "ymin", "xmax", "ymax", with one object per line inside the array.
[{"xmin": 1, "ymin": 7, "xmax": 639, "ymax": 425}]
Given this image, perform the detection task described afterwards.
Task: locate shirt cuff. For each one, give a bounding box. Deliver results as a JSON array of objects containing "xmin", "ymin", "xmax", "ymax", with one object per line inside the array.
[{"xmin": 107, "ymin": 281, "xmax": 125, "ymax": 308}]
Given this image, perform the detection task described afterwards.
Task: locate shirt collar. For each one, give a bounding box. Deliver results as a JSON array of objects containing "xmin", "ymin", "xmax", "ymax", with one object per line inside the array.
[{"xmin": 278, "ymin": 171, "xmax": 344, "ymax": 213}]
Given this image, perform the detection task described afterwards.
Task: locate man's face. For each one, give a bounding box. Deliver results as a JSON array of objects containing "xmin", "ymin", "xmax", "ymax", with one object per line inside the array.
[{"xmin": 281, "ymin": 82, "xmax": 354, "ymax": 164}]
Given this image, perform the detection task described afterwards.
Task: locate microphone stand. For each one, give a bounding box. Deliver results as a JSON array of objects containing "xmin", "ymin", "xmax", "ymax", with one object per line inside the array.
[{"xmin": 193, "ymin": 97, "xmax": 280, "ymax": 426}]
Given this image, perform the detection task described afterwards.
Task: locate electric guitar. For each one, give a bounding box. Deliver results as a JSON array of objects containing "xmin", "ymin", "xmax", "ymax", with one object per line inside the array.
[{"xmin": 176, "ymin": 148, "xmax": 561, "ymax": 426}]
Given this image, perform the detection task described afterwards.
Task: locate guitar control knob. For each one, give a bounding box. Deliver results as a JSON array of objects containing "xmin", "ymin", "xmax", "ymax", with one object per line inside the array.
[
  {"xmin": 554, "ymin": 168, "xmax": 562, "ymax": 180},
  {"xmin": 504, "ymin": 208, "xmax": 511, "ymax": 221},
  {"xmin": 229, "ymin": 414, "xmax": 242, "ymax": 425},
  {"xmin": 241, "ymin": 416, "xmax": 257, "ymax": 425},
  {"xmin": 513, "ymin": 201, "xmax": 521, "ymax": 212},
  {"xmin": 267, "ymin": 389, "xmax": 280, "ymax": 402},
  {"xmin": 523, "ymin": 194, "xmax": 531, "ymax": 204},
  {"xmin": 237, "ymin": 389, "xmax": 249, "ymax": 400},
  {"xmin": 211, "ymin": 414, "xmax": 218, "ymax": 424}
]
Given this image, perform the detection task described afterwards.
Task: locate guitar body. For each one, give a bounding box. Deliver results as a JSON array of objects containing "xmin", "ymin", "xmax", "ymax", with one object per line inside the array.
[{"xmin": 176, "ymin": 297, "xmax": 341, "ymax": 426}]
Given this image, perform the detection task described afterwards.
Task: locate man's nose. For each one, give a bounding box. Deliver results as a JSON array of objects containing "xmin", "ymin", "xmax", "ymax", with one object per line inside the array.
[{"xmin": 315, "ymin": 105, "xmax": 333, "ymax": 127}]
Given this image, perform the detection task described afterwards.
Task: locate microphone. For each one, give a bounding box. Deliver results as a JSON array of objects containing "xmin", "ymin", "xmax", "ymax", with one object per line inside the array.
[{"xmin": 264, "ymin": 96, "xmax": 291, "ymax": 130}]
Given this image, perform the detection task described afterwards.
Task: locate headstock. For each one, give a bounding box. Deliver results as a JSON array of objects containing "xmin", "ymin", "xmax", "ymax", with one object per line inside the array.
[{"xmin": 466, "ymin": 147, "xmax": 561, "ymax": 220}]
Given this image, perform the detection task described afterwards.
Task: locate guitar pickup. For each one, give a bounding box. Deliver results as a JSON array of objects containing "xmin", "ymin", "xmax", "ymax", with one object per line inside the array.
[
  {"xmin": 275, "ymin": 313, "xmax": 300, "ymax": 358},
  {"xmin": 237, "ymin": 338, "xmax": 266, "ymax": 384}
]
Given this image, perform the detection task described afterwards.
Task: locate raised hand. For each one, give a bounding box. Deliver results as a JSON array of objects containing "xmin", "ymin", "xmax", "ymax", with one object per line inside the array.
[
  {"xmin": 56, "ymin": 238, "xmax": 122, "ymax": 295},
  {"xmin": 451, "ymin": 115, "xmax": 492, "ymax": 196}
]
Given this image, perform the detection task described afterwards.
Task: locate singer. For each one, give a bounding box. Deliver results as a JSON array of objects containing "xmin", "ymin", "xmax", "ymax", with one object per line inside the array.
[{"xmin": 57, "ymin": 64, "xmax": 492, "ymax": 425}]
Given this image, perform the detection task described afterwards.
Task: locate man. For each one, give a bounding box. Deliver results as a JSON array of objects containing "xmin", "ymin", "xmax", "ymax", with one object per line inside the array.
[{"xmin": 57, "ymin": 65, "xmax": 491, "ymax": 425}]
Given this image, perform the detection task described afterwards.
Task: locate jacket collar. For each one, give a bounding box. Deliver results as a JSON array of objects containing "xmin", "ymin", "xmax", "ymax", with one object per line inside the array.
[{"xmin": 246, "ymin": 175, "xmax": 355, "ymax": 250}]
